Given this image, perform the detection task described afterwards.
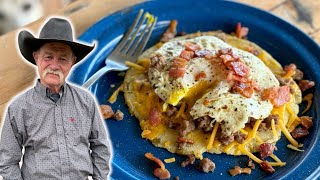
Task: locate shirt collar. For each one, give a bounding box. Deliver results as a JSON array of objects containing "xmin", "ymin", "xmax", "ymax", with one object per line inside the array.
[{"xmin": 35, "ymin": 79, "xmax": 66, "ymax": 99}]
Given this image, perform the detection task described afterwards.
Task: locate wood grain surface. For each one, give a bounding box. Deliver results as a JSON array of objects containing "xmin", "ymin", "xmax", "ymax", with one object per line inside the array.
[{"xmin": 0, "ymin": 0, "xmax": 319, "ymax": 124}]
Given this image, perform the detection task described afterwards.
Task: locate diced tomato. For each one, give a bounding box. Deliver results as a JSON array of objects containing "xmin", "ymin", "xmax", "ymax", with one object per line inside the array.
[
  {"xmin": 149, "ymin": 108, "xmax": 162, "ymax": 126},
  {"xmin": 230, "ymin": 61, "xmax": 250, "ymax": 77},
  {"xmin": 185, "ymin": 42, "xmax": 200, "ymax": 51},
  {"xmin": 179, "ymin": 50, "xmax": 194, "ymax": 60},
  {"xmin": 195, "ymin": 71, "xmax": 207, "ymax": 81},
  {"xmin": 271, "ymin": 86, "xmax": 290, "ymax": 107},
  {"xmin": 235, "ymin": 22, "xmax": 249, "ymax": 39}
]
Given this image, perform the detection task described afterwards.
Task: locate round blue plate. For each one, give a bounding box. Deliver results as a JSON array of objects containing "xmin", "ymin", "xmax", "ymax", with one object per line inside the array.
[{"xmin": 69, "ymin": 0, "xmax": 320, "ymax": 179}]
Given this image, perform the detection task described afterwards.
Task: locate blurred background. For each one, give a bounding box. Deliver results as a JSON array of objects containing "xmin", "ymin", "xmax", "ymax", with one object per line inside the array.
[{"xmin": 0, "ymin": 0, "xmax": 76, "ymax": 35}]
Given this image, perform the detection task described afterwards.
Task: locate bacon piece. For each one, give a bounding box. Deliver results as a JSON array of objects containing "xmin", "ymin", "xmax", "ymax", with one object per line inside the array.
[
  {"xmin": 149, "ymin": 108, "xmax": 162, "ymax": 126},
  {"xmin": 177, "ymin": 137, "xmax": 194, "ymax": 144},
  {"xmin": 198, "ymin": 158, "xmax": 215, "ymax": 173},
  {"xmin": 179, "ymin": 50, "xmax": 194, "ymax": 61},
  {"xmin": 235, "ymin": 22, "xmax": 249, "ymax": 39},
  {"xmin": 220, "ymin": 54, "xmax": 234, "ymax": 64},
  {"xmin": 300, "ymin": 116, "xmax": 313, "ymax": 129},
  {"xmin": 271, "ymin": 86, "xmax": 290, "ymax": 107},
  {"xmin": 185, "ymin": 42, "xmax": 200, "ymax": 51},
  {"xmin": 230, "ymin": 61, "xmax": 250, "ymax": 77},
  {"xmin": 259, "ymin": 143, "xmax": 276, "ymax": 159},
  {"xmin": 261, "ymin": 87, "xmax": 278, "ymax": 101},
  {"xmin": 194, "ymin": 49, "xmax": 212, "ymax": 57},
  {"xmin": 299, "ymin": 80, "xmax": 315, "ymax": 92},
  {"xmin": 114, "ymin": 110, "xmax": 124, "ymax": 121},
  {"xmin": 261, "ymin": 86, "xmax": 290, "ymax": 107},
  {"xmin": 232, "ymin": 81, "xmax": 254, "ymax": 98},
  {"xmin": 247, "ymin": 159, "xmax": 255, "ymax": 169},
  {"xmin": 160, "ymin": 20, "xmax": 177, "ymax": 43},
  {"xmin": 169, "ymin": 57, "xmax": 188, "ymax": 78},
  {"xmin": 145, "ymin": 153, "xmax": 171, "ymax": 179},
  {"xmin": 259, "ymin": 161, "xmax": 275, "ymax": 173},
  {"xmin": 229, "ymin": 166, "xmax": 252, "ymax": 176},
  {"xmin": 291, "ymin": 127, "xmax": 309, "ymax": 138},
  {"xmin": 195, "ymin": 71, "xmax": 207, "ymax": 81}
]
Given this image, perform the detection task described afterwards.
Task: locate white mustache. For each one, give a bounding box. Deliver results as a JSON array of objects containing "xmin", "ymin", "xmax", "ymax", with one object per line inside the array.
[{"xmin": 42, "ymin": 68, "xmax": 64, "ymax": 82}]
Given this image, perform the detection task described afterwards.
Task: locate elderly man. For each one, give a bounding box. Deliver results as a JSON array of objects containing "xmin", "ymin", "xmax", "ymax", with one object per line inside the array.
[{"xmin": 0, "ymin": 18, "xmax": 111, "ymax": 179}]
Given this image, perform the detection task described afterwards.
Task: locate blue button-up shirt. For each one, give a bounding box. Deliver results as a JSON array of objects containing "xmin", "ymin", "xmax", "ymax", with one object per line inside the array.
[{"xmin": 0, "ymin": 80, "xmax": 111, "ymax": 179}]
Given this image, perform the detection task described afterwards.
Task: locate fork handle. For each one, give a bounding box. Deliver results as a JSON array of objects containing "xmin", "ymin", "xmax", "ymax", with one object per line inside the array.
[{"xmin": 82, "ymin": 66, "xmax": 115, "ymax": 89}]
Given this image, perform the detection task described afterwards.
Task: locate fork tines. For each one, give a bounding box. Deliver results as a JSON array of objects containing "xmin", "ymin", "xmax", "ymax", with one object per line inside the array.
[{"xmin": 117, "ymin": 9, "xmax": 157, "ymax": 57}]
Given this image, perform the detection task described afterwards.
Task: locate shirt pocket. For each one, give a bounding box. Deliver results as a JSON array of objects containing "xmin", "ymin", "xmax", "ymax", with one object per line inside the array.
[
  {"xmin": 65, "ymin": 115, "xmax": 83, "ymax": 146},
  {"xmin": 65, "ymin": 115, "xmax": 89, "ymax": 146}
]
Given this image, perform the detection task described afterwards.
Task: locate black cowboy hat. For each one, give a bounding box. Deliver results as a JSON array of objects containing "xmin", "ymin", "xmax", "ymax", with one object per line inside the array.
[{"xmin": 18, "ymin": 17, "xmax": 94, "ymax": 65}]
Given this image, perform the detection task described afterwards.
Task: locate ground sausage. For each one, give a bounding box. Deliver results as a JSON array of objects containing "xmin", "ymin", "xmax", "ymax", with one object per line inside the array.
[
  {"xmin": 179, "ymin": 120, "xmax": 196, "ymax": 136},
  {"xmin": 198, "ymin": 158, "xmax": 215, "ymax": 173},
  {"xmin": 100, "ymin": 105, "xmax": 114, "ymax": 119},
  {"xmin": 181, "ymin": 154, "xmax": 196, "ymax": 167}
]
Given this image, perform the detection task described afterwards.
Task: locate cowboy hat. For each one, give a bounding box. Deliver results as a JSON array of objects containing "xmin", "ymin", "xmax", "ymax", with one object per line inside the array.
[{"xmin": 18, "ymin": 17, "xmax": 94, "ymax": 65}]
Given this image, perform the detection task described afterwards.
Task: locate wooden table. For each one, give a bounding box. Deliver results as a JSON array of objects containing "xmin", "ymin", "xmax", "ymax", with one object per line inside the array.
[{"xmin": 0, "ymin": 0, "xmax": 319, "ymax": 124}]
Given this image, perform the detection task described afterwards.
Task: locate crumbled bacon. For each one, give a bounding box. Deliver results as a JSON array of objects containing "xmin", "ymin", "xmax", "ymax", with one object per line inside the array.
[
  {"xmin": 179, "ymin": 50, "xmax": 194, "ymax": 61},
  {"xmin": 169, "ymin": 57, "xmax": 188, "ymax": 78},
  {"xmin": 229, "ymin": 166, "xmax": 252, "ymax": 176},
  {"xmin": 231, "ymin": 81, "xmax": 254, "ymax": 98},
  {"xmin": 291, "ymin": 127, "xmax": 309, "ymax": 138},
  {"xmin": 185, "ymin": 42, "xmax": 201, "ymax": 51},
  {"xmin": 230, "ymin": 61, "xmax": 250, "ymax": 77},
  {"xmin": 194, "ymin": 49, "xmax": 212, "ymax": 57},
  {"xmin": 145, "ymin": 153, "xmax": 171, "ymax": 179},
  {"xmin": 299, "ymin": 80, "xmax": 315, "ymax": 92},
  {"xmin": 261, "ymin": 86, "xmax": 290, "ymax": 107},
  {"xmin": 259, "ymin": 143, "xmax": 276, "ymax": 159},
  {"xmin": 300, "ymin": 116, "xmax": 313, "ymax": 129},
  {"xmin": 160, "ymin": 20, "xmax": 177, "ymax": 43},
  {"xmin": 259, "ymin": 161, "xmax": 275, "ymax": 173},
  {"xmin": 177, "ymin": 137, "xmax": 194, "ymax": 144},
  {"xmin": 195, "ymin": 71, "xmax": 207, "ymax": 81},
  {"xmin": 235, "ymin": 22, "xmax": 249, "ymax": 39},
  {"xmin": 149, "ymin": 108, "xmax": 162, "ymax": 126}
]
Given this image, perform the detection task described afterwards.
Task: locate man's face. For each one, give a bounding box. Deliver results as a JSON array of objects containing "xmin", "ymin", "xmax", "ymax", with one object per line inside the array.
[{"xmin": 33, "ymin": 42, "xmax": 76, "ymax": 88}]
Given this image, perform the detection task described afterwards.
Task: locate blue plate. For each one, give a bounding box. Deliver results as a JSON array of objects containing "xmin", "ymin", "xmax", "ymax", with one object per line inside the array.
[{"xmin": 68, "ymin": 0, "xmax": 320, "ymax": 179}]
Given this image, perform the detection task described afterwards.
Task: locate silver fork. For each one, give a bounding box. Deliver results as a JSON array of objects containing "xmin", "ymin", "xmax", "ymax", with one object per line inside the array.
[{"xmin": 82, "ymin": 9, "xmax": 157, "ymax": 88}]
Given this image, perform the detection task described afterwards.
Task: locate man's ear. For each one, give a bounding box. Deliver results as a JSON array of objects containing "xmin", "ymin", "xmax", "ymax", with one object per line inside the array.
[{"xmin": 33, "ymin": 51, "xmax": 39, "ymax": 65}]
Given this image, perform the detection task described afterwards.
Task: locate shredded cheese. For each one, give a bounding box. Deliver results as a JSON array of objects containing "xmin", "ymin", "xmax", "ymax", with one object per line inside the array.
[
  {"xmin": 164, "ymin": 157, "xmax": 176, "ymax": 163},
  {"xmin": 238, "ymin": 145, "xmax": 262, "ymax": 164},
  {"xmin": 255, "ymin": 135, "xmax": 263, "ymax": 144},
  {"xmin": 252, "ymin": 120, "xmax": 262, "ymax": 138},
  {"xmin": 302, "ymin": 93, "xmax": 313, "ymax": 114},
  {"xmin": 224, "ymin": 141, "xmax": 238, "ymax": 153},
  {"xmin": 240, "ymin": 128, "xmax": 248, "ymax": 135},
  {"xmin": 175, "ymin": 101, "xmax": 186, "ymax": 118},
  {"xmin": 213, "ymin": 140, "xmax": 221, "ymax": 148},
  {"xmin": 207, "ymin": 122, "xmax": 219, "ymax": 149},
  {"xmin": 285, "ymin": 104, "xmax": 297, "ymax": 128},
  {"xmin": 287, "ymin": 144, "xmax": 304, "ymax": 152},
  {"xmin": 279, "ymin": 118, "xmax": 299, "ymax": 147},
  {"xmin": 271, "ymin": 119, "xmax": 277, "ymax": 138},
  {"xmin": 162, "ymin": 103, "xmax": 168, "ymax": 112},
  {"xmin": 269, "ymin": 162, "xmax": 286, "ymax": 166},
  {"xmin": 125, "ymin": 61, "xmax": 146, "ymax": 71},
  {"xmin": 108, "ymin": 83, "xmax": 124, "ymax": 103},
  {"xmin": 141, "ymin": 130, "xmax": 151, "ymax": 138},
  {"xmin": 270, "ymin": 154, "xmax": 286, "ymax": 166}
]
